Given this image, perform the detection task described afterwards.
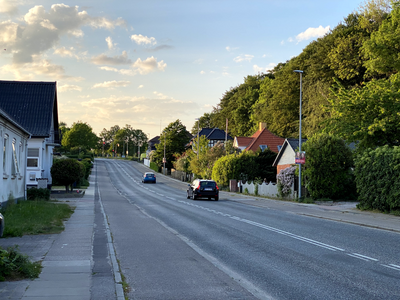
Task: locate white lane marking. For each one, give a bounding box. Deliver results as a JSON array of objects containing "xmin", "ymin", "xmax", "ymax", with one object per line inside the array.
[
  {"xmin": 382, "ymin": 264, "xmax": 400, "ymax": 271},
  {"xmin": 109, "ymin": 161, "xmax": 400, "ymax": 272},
  {"xmin": 349, "ymin": 253, "xmax": 378, "ymax": 262},
  {"xmin": 179, "ymin": 200, "xmax": 343, "ymax": 252}
]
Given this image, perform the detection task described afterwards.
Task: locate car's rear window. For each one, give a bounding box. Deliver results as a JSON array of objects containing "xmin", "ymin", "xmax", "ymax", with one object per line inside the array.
[
  {"xmin": 146, "ymin": 174, "xmax": 154, "ymax": 177},
  {"xmin": 200, "ymin": 181, "xmax": 216, "ymax": 188}
]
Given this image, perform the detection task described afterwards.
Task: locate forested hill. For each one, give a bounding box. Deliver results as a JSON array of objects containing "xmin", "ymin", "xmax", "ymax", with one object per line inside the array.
[{"xmin": 196, "ymin": 0, "xmax": 400, "ymax": 151}]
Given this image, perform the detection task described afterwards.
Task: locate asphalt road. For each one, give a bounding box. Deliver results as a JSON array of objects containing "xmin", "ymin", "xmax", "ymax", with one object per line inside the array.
[{"xmin": 95, "ymin": 159, "xmax": 400, "ymax": 300}]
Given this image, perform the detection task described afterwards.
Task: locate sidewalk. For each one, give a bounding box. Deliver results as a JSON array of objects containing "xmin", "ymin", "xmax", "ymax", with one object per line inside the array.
[{"xmin": 0, "ymin": 181, "xmax": 95, "ymax": 300}]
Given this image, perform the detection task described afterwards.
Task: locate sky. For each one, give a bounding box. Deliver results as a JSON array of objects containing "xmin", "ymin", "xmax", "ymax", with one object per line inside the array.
[{"xmin": 0, "ymin": 0, "xmax": 365, "ymax": 139}]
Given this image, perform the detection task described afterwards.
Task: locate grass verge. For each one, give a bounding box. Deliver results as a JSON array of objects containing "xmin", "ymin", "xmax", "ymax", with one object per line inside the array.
[
  {"xmin": 1, "ymin": 200, "xmax": 75, "ymax": 237},
  {"xmin": 0, "ymin": 245, "xmax": 42, "ymax": 281}
]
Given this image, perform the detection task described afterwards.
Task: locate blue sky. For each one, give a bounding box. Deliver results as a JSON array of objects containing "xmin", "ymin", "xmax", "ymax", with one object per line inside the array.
[{"xmin": 0, "ymin": 0, "xmax": 363, "ymax": 138}]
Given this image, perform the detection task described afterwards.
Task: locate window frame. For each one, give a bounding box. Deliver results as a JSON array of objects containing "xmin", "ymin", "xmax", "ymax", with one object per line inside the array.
[{"xmin": 27, "ymin": 147, "xmax": 40, "ymax": 168}]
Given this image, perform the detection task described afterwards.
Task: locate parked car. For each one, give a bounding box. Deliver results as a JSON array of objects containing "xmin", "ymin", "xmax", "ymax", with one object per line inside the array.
[
  {"xmin": 142, "ymin": 172, "xmax": 156, "ymax": 184},
  {"xmin": 187, "ymin": 179, "xmax": 219, "ymax": 201}
]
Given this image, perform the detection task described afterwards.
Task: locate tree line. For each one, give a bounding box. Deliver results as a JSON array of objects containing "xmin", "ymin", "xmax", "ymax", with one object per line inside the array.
[{"xmin": 194, "ymin": 0, "xmax": 399, "ymax": 152}]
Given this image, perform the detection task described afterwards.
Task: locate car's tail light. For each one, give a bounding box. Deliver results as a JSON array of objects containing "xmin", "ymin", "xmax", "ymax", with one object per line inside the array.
[{"xmin": 216, "ymin": 185, "xmax": 219, "ymax": 190}]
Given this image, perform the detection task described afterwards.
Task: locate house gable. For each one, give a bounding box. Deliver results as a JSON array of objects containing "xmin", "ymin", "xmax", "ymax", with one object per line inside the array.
[{"xmin": 245, "ymin": 128, "xmax": 285, "ymax": 153}]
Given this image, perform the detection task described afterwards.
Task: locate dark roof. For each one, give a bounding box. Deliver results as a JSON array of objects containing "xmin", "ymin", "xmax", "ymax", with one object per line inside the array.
[
  {"xmin": 0, "ymin": 107, "xmax": 31, "ymax": 136},
  {"xmin": 0, "ymin": 80, "xmax": 58, "ymax": 137},
  {"xmin": 196, "ymin": 128, "xmax": 233, "ymax": 141}
]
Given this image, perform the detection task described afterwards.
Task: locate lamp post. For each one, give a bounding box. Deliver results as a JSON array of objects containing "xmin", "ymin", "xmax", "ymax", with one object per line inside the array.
[
  {"xmin": 163, "ymin": 131, "xmax": 166, "ymax": 175},
  {"xmin": 294, "ymin": 70, "xmax": 303, "ymax": 200},
  {"xmin": 195, "ymin": 118, "xmax": 200, "ymax": 160}
]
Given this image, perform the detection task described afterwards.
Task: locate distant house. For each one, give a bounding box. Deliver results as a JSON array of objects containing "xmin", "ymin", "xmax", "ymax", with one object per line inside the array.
[
  {"xmin": 272, "ymin": 138, "xmax": 307, "ymax": 174},
  {"xmin": 192, "ymin": 128, "xmax": 233, "ymax": 148},
  {"xmin": 1, "ymin": 108, "xmax": 31, "ymax": 203},
  {"xmin": 146, "ymin": 136, "xmax": 160, "ymax": 157},
  {"xmin": 0, "ymin": 81, "xmax": 60, "ymax": 189},
  {"xmin": 233, "ymin": 123, "xmax": 285, "ymax": 154}
]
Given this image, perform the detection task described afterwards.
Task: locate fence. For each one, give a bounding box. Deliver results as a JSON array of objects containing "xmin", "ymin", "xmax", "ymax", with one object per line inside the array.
[
  {"xmin": 170, "ymin": 170, "xmax": 193, "ymax": 182},
  {"xmin": 239, "ymin": 180, "xmax": 295, "ymax": 199}
]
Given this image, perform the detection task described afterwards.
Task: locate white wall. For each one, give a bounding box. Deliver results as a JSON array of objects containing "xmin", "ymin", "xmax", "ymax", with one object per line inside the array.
[
  {"xmin": 26, "ymin": 138, "xmax": 55, "ymax": 188},
  {"xmin": 1, "ymin": 118, "xmax": 29, "ymax": 203},
  {"xmin": 280, "ymin": 146, "xmax": 296, "ymax": 165}
]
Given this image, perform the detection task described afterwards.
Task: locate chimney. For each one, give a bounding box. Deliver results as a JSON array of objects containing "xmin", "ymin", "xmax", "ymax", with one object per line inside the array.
[{"xmin": 259, "ymin": 122, "xmax": 266, "ymax": 131}]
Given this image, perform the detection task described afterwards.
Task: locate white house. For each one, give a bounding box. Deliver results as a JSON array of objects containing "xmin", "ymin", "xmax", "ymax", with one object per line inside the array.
[
  {"xmin": 0, "ymin": 80, "xmax": 60, "ymax": 190},
  {"xmin": 272, "ymin": 138, "xmax": 307, "ymax": 174},
  {"xmin": 1, "ymin": 108, "xmax": 30, "ymax": 203}
]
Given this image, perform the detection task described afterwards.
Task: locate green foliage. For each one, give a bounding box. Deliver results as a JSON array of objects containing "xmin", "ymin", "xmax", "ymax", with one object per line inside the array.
[
  {"xmin": 191, "ymin": 113, "xmax": 216, "ymax": 134},
  {"xmin": 27, "ymin": 188, "xmax": 50, "ymax": 201},
  {"xmin": 150, "ymin": 161, "xmax": 159, "ymax": 173},
  {"xmin": 354, "ymin": 145, "xmax": 400, "ymax": 212},
  {"xmin": 303, "ymin": 133, "xmax": 356, "ymax": 199},
  {"xmin": 212, "ymin": 74, "xmax": 266, "ymax": 137},
  {"xmin": 362, "ymin": 1, "xmax": 400, "ymax": 75},
  {"xmin": 153, "ymin": 120, "xmax": 191, "ymax": 169},
  {"xmin": 51, "ymin": 158, "xmax": 84, "ymax": 192},
  {"xmin": 244, "ymin": 188, "xmax": 249, "ymax": 194},
  {"xmin": 1, "ymin": 200, "xmax": 74, "ymax": 237},
  {"xmin": 325, "ymin": 74, "xmax": 400, "ymax": 150},
  {"xmin": 0, "ymin": 246, "xmax": 42, "ymax": 281},
  {"xmin": 211, "ymin": 149, "xmax": 277, "ymax": 187},
  {"xmin": 62, "ymin": 121, "xmax": 98, "ymax": 151}
]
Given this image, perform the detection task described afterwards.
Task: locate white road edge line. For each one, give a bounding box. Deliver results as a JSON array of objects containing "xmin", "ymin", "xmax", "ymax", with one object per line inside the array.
[{"xmin": 97, "ymin": 185, "xmax": 125, "ymax": 300}]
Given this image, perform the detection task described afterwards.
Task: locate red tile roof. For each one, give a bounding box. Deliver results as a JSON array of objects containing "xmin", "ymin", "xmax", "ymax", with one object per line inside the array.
[
  {"xmin": 244, "ymin": 128, "xmax": 285, "ymax": 153},
  {"xmin": 235, "ymin": 137, "xmax": 253, "ymax": 148}
]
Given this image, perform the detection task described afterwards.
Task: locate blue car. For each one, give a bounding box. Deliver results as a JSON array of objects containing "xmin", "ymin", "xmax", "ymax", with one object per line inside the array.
[{"xmin": 142, "ymin": 172, "xmax": 156, "ymax": 184}]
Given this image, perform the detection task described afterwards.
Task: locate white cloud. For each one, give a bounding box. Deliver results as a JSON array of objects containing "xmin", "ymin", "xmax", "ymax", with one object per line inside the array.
[
  {"xmin": 138, "ymin": 85, "xmax": 144, "ymax": 88},
  {"xmin": 1, "ymin": 56, "xmax": 76, "ymax": 80},
  {"xmin": 58, "ymin": 84, "xmax": 82, "ymax": 92},
  {"xmin": 0, "ymin": 0, "xmax": 18, "ymax": 15},
  {"xmin": 92, "ymin": 80, "xmax": 131, "ymax": 89},
  {"xmin": 200, "ymin": 70, "xmax": 205, "ymax": 75},
  {"xmin": 91, "ymin": 51, "xmax": 132, "ymax": 65},
  {"xmin": 78, "ymin": 94, "xmax": 197, "ymax": 128},
  {"xmin": 106, "ymin": 36, "xmax": 114, "ymax": 50},
  {"xmin": 295, "ymin": 25, "xmax": 330, "ymax": 42},
  {"xmin": 226, "ymin": 46, "xmax": 238, "ymax": 52},
  {"xmin": 54, "ymin": 47, "xmax": 79, "ymax": 59},
  {"xmin": 132, "ymin": 56, "xmax": 166, "ymax": 74},
  {"xmin": 253, "ymin": 63, "xmax": 277, "ymax": 73},
  {"xmin": 2, "ymin": 4, "xmax": 127, "ymax": 64},
  {"xmin": 233, "ymin": 54, "xmax": 254, "ymax": 63},
  {"xmin": 130, "ymin": 34, "xmax": 157, "ymax": 45}
]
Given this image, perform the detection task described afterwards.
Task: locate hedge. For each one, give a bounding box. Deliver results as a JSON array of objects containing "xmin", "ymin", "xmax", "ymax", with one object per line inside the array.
[
  {"xmin": 354, "ymin": 146, "xmax": 400, "ymax": 212},
  {"xmin": 150, "ymin": 161, "xmax": 159, "ymax": 173}
]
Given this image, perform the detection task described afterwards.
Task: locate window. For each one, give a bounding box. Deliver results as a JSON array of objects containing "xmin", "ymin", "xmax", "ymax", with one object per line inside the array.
[
  {"xmin": 259, "ymin": 145, "xmax": 268, "ymax": 151},
  {"xmin": 277, "ymin": 145, "xmax": 282, "ymax": 152},
  {"xmin": 3, "ymin": 134, "xmax": 8, "ymax": 173},
  {"xmin": 27, "ymin": 148, "xmax": 39, "ymax": 168},
  {"xmin": 11, "ymin": 139, "xmax": 19, "ymax": 176}
]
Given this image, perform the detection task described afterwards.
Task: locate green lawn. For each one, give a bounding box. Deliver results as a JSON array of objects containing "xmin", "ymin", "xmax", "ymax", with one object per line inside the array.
[{"xmin": 1, "ymin": 200, "xmax": 74, "ymax": 237}]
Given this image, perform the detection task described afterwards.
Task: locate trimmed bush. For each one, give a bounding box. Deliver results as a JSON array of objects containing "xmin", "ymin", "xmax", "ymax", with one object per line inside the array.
[
  {"xmin": 355, "ymin": 146, "xmax": 400, "ymax": 212},
  {"xmin": 51, "ymin": 158, "xmax": 84, "ymax": 192},
  {"xmin": 303, "ymin": 133, "xmax": 356, "ymax": 200},
  {"xmin": 27, "ymin": 188, "xmax": 50, "ymax": 201}
]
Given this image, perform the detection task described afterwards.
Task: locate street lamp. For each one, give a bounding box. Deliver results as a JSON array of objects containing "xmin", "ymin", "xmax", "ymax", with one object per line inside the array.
[
  {"xmin": 163, "ymin": 131, "xmax": 166, "ymax": 175},
  {"xmin": 195, "ymin": 118, "xmax": 200, "ymax": 160},
  {"xmin": 294, "ymin": 70, "xmax": 303, "ymax": 200}
]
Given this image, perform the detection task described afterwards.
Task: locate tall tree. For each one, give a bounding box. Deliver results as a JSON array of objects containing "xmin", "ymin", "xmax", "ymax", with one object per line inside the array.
[
  {"xmin": 153, "ymin": 120, "xmax": 191, "ymax": 169},
  {"xmin": 324, "ymin": 74, "xmax": 400, "ymax": 150},
  {"xmin": 62, "ymin": 121, "xmax": 98, "ymax": 151}
]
